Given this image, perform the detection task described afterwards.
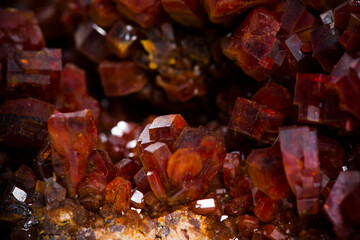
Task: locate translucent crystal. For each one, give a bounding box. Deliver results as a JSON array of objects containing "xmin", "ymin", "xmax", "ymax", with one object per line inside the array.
[
  {"xmin": 279, "ymin": 126, "xmax": 320, "ymax": 216},
  {"xmin": 105, "ymin": 176, "xmax": 131, "ymax": 211},
  {"xmin": 48, "ymin": 109, "xmax": 97, "ymax": 197},
  {"xmin": 246, "ymin": 145, "xmax": 290, "ymax": 200},
  {"xmin": 223, "ymin": 7, "xmax": 281, "ymax": 81},
  {"xmin": 99, "ymin": 61, "xmax": 147, "ymax": 96},
  {"xmin": 228, "ymin": 97, "xmax": 285, "ymax": 144}
]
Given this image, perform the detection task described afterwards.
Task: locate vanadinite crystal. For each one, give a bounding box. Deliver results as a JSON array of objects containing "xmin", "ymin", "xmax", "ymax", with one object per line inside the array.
[
  {"xmin": 6, "ymin": 48, "xmax": 62, "ymax": 102},
  {"xmin": 223, "ymin": 7, "xmax": 281, "ymax": 81},
  {"xmin": 0, "ymin": 98, "xmax": 54, "ymax": 148},
  {"xmin": 99, "ymin": 61, "xmax": 148, "ymax": 96},
  {"xmin": 228, "ymin": 97, "xmax": 285, "ymax": 144},
  {"xmin": 48, "ymin": 109, "xmax": 97, "ymax": 197},
  {"xmin": 279, "ymin": 126, "xmax": 321, "ymax": 216},
  {"xmin": 2, "ymin": 0, "xmax": 360, "ymax": 239}
]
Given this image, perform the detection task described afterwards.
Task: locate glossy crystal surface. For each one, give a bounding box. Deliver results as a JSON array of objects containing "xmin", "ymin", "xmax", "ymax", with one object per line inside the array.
[{"xmin": 48, "ymin": 109, "xmax": 97, "ymax": 197}]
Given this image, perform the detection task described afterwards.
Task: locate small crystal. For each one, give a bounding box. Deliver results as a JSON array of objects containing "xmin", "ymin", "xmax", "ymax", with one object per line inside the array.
[
  {"xmin": 11, "ymin": 186, "xmax": 27, "ymax": 203},
  {"xmin": 75, "ymin": 21, "xmax": 110, "ymax": 62},
  {"xmin": 238, "ymin": 215, "xmax": 259, "ymax": 237},
  {"xmin": 130, "ymin": 190, "xmax": 145, "ymax": 209}
]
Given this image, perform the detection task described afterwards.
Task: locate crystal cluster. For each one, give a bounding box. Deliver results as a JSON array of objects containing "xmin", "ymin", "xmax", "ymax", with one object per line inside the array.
[{"xmin": 1, "ymin": 1, "xmax": 360, "ymax": 239}]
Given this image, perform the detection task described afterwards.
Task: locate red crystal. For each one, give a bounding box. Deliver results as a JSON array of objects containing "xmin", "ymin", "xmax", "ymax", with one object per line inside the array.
[
  {"xmin": 318, "ymin": 137, "xmax": 344, "ymax": 179},
  {"xmin": 238, "ymin": 215, "xmax": 260, "ymax": 237},
  {"xmin": 6, "ymin": 48, "xmax": 62, "ymax": 102},
  {"xmin": 89, "ymin": 0, "xmax": 119, "ymax": 27},
  {"xmin": 279, "ymin": 126, "xmax": 320, "ymax": 216},
  {"xmin": 147, "ymin": 170, "xmax": 167, "ymax": 201},
  {"xmin": 0, "ymin": 9, "xmax": 45, "ymax": 60},
  {"xmin": 294, "ymin": 73, "xmax": 331, "ymax": 123},
  {"xmin": 148, "ymin": 114, "xmax": 189, "ymax": 148},
  {"xmin": 77, "ymin": 172, "xmax": 106, "ymax": 210},
  {"xmin": 251, "ymin": 82, "xmax": 293, "ymax": 115},
  {"xmin": 327, "ymin": 58, "xmax": 360, "ymax": 120},
  {"xmin": 203, "ymin": 0, "xmax": 276, "ymax": 24},
  {"xmin": 253, "ymin": 189, "xmax": 280, "ymax": 222},
  {"xmin": 0, "ymin": 98, "xmax": 54, "ymax": 148},
  {"xmin": 114, "ymin": 158, "xmax": 141, "ymax": 182},
  {"xmin": 223, "ymin": 7, "xmax": 281, "ymax": 81},
  {"xmin": 228, "ymin": 97, "xmax": 285, "ymax": 144},
  {"xmin": 134, "ymin": 168, "xmax": 151, "ymax": 193},
  {"xmin": 246, "ymin": 145, "xmax": 290, "ymax": 200},
  {"xmin": 161, "ymin": 0, "xmax": 205, "ymax": 28},
  {"xmin": 279, "ymin": 0, "xmax": 306, "ymax": 33},
  {"xmin": 293, "ymin": 10, "xmax": 316, "ymax": 33},
  {"xmin": 48, "ymin": 109, "xmax": 97, "ymax": 197},
  {"xmin": 334, "ymin": 0, "xmax": 360, "ymax": 29},
  {"xmin": 262, "ymin": 224, "xmax": 287, "ymax": 240},
  {"xmin": 56, "ymin": 63, "xmax": 100, "ymax": 123},
  {"xmin": 168, "ymin": 127, "xmax": 226, "ymax": 203},
  {"xmin": 87, "ymin": 150, "xmax": 116, "ymax": 183},
  {"xmin": 324, "ymin": 171, "xmax": 360, "ymax": 239},
  {"xmin": 340, "ymin": 29, "xmax": 360, "ymax": 53},
  {"xmin": 105, "ymin": 176, "xmax": 131, "ymax": 211},
  {"xmin": 310, "ymin": 24, "xmax": 343, "ymax": 72},
  {"xmin": 99, "ymin": 61, "xmax": 147, "ymax": 96},
  {"xmin": 114, "ymin": 0, "xmax": 163, "ymax": 28},
  {"xmin": 224, "ymin": 193, "xmax": 252, "ymax": 216},
  {"xmin": 189, "ymin": 194, "xmax": 222, "ymax": 215},
  {"xmin": 141, "ymin": 142, "xmax": 171, "ymax": 189}
]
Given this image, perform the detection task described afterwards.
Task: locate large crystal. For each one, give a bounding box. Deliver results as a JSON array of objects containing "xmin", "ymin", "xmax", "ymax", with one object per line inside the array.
[
  {"xmin": 246, "ymin": 145, "xmax": 290, "ymax": 200},
  {"xmin": 168, "ymin": 126, "xmax": 226, "ymax": 203},
  {"xmin": 141, "ymin": 142, "xmax": 171, "ymax": 189},
  {"xmin": 223, "ymin": 7, "xmax": 281, "ymax": 81},
  {"xmin": 48, "ymin": 109, "xmax": 97, "ymax": 197},
  {"xmin": 228, "ymin": 97, "xmax": 285, "ymax": 144},
  {"xmin": 6, "ymin": 48, "xmax": 61, "ymax": 102},
  {"xmin": 279, "ymin": 126, "xmax": 320, "ymax": 216}
]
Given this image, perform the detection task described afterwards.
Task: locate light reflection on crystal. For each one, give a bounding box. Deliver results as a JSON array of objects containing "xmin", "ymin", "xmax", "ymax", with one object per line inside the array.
[
  {"xmin": 12, "ymin": 186, "xmax": 27, "ymax": 202},
  {"xmin": 195, "ymin": 198, "xmax": 215, "ymax": 209}
]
